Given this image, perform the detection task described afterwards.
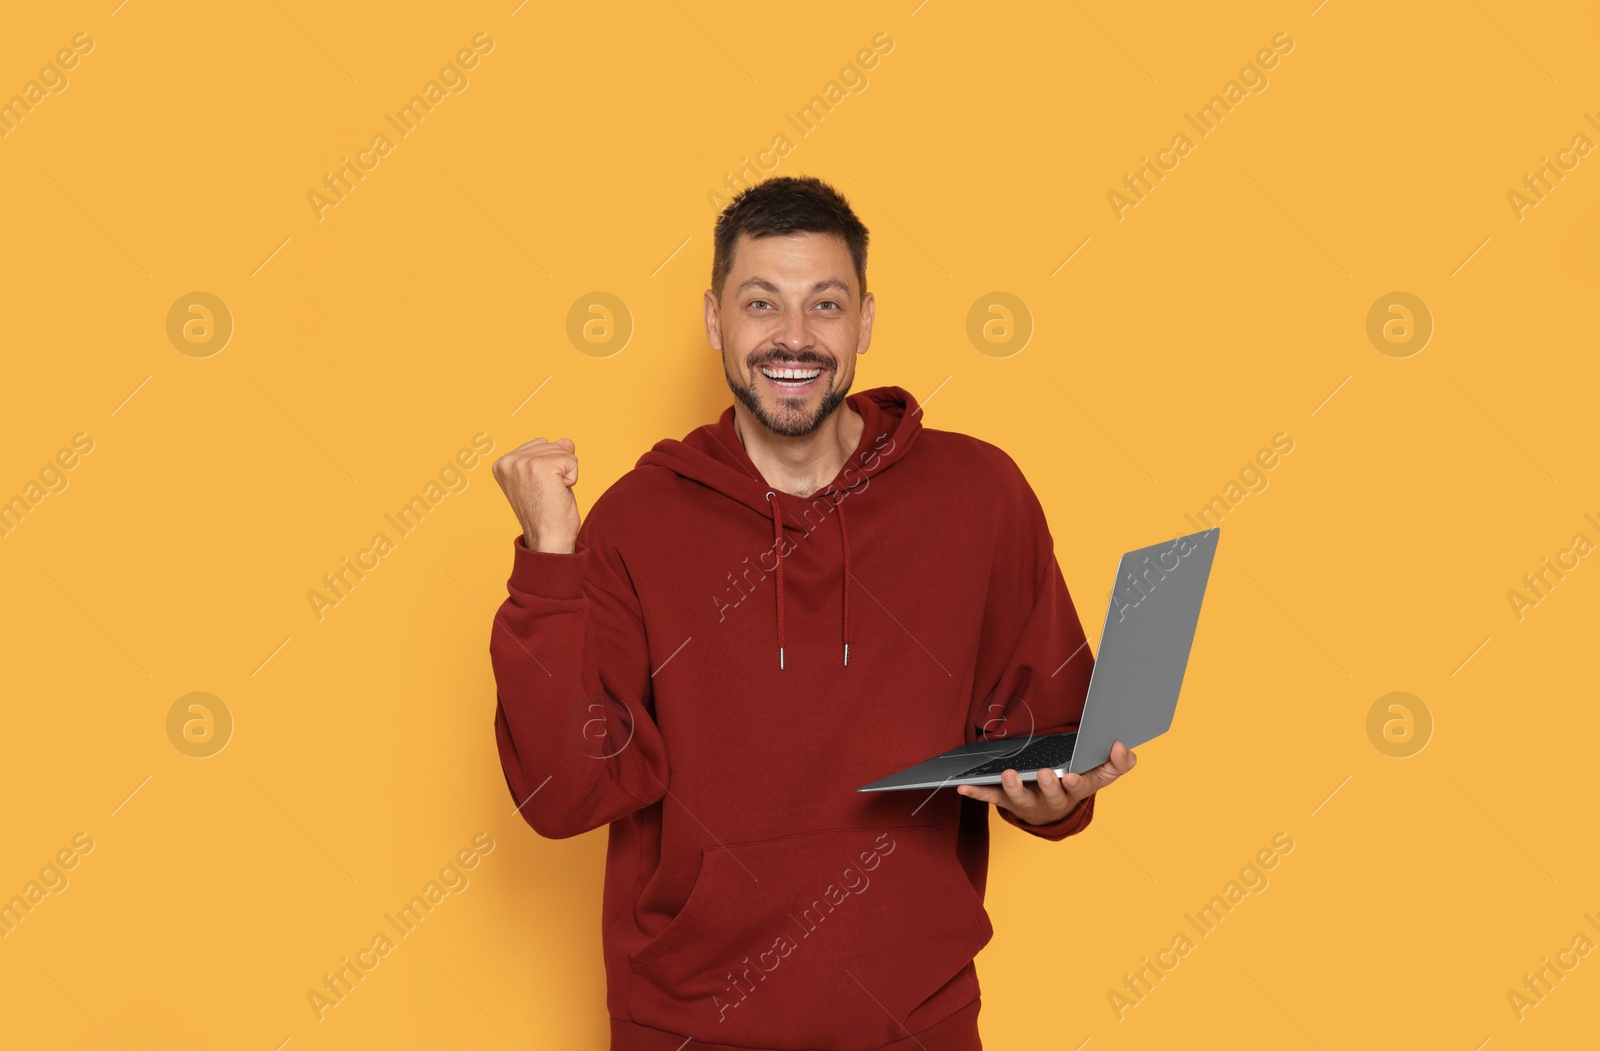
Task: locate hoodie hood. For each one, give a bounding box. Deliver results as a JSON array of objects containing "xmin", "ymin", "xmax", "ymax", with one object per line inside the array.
[{"xmin": 636, "ymin": 385, "xmax": 923, "ymax": 670}]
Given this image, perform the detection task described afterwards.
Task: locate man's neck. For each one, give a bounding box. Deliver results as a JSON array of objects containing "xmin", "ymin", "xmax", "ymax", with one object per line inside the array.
[{"xmin": 732, "ymin": 400, "xmax": 864, "ymax": 499}]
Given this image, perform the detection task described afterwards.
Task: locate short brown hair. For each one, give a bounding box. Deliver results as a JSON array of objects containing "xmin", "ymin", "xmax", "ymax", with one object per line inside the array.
[{"xmin": 711, "ymin": 176, "xmax": 870, "ymax": 301}]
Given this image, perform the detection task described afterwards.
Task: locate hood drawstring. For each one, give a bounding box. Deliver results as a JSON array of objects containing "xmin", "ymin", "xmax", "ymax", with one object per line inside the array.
[
  {"xmin": 765, "ymin": 490, "xmax": 852, "ymax": 670},
  {"xmin": 765, "ymin": 492, "xmax": 787, "ymax": 671},
  {"xmin": 837, "ymin": 495, "xmax": 851, "ymax": 667}
]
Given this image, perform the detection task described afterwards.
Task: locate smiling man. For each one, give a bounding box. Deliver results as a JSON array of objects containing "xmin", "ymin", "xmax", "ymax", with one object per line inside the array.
[{"xmin": 489, "ymin": 175, "xmax": 1136, "ymax": 1051}]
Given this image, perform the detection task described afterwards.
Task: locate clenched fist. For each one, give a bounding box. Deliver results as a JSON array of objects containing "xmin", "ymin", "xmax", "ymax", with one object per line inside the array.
[{"xmin": 492, "ymin": 437, "xmax": 581, "ymax": 553}]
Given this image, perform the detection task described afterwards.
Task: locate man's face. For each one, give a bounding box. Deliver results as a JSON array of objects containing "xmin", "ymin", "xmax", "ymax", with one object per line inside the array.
[{"xmin": 705, "ymin": 230, "xmax": 874, "ymax": 437}]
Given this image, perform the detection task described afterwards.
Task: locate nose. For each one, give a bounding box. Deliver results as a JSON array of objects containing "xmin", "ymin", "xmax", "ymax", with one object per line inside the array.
[{"xmin": 772, "ymin": 308, "xmax": 815, "ymax": 355}]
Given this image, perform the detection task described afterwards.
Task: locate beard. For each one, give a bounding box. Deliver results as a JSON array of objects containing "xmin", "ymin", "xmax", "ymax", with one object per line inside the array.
[{"xmin": 723, "ymin": 352, "xmax": 852, "ymax": 437}]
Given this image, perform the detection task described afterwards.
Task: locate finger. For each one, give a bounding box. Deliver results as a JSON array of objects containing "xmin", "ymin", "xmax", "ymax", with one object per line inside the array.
[
  {"xmin": 1059, "ymin": 770, "xmax": 1090, "ymax": 800},
  {"xmin": 555, "ymin": 438, "xmax": 575, "ymax": 453},
  {"xmin": 1077, "ymin": 770, "xmax": 1114, "ymax": 796},
  {"xmin": 955, "ymin": 783, "xmax": 1005, "ymax": 806},
  {"xmin": 999, "ymin": 770, "xmax": 1035, "ymax": 810},
  {"xmin": 1088, "ymin": 745, "xmax": 1126, "ymax": 781},
  {"xmin": 1034, "ymin": 768, "xmax": 1073, "ymax": 813},
  {"xmin": 1073, "ymin": 744, "xmax": 1138, "ymax": 795}
]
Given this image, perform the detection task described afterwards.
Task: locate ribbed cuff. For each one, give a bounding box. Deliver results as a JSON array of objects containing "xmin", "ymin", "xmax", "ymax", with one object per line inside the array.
[
  {"xmin": 506, "ymin": 532, "xmax": 589, "ymax": 599},
  {"xmin": 1007, "ymin": 789, "xmax": 1095, "ymax": 841}
]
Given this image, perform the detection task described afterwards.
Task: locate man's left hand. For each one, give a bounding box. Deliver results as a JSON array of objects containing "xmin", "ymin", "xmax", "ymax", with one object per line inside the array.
[{"xmin": 955, "ymin": 740, "xmax": 1137, "ymax": 826}]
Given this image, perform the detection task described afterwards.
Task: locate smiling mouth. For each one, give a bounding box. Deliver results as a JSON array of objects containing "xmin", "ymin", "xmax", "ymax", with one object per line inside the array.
[{"xmin": 759, "ymin": 364, "xmax": 825, "ymax": 385}]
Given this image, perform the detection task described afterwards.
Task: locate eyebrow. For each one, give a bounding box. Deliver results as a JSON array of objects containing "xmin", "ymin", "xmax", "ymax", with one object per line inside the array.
[{"xmin": 735, "ymin": 277, "xmax": 852, "ymax": 300}]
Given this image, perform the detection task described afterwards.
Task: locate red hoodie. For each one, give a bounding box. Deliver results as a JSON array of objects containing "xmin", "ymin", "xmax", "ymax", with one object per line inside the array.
[{"xmin": 491, "ymin": 385, "xmax": 1099, "ymax": 1051}]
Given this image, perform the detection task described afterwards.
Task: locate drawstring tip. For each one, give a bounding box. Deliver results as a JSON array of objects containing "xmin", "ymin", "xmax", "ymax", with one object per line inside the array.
[
  {"xmin": 779, "ymin": 648, "xmax": 785, "ymax": 671},
  {"xmin": 843, "ymin": 643, "xmax": 850, "ymax": 667}
]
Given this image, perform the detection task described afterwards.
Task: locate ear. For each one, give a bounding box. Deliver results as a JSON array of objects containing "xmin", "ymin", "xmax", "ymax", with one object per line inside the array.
[
  {"xmin": 855, "ymin": 291, "xmax": 875, "ymax": 357},
  {"xmin": 704, "ymin": 288, "xmax": 722, "ymax": 352}
]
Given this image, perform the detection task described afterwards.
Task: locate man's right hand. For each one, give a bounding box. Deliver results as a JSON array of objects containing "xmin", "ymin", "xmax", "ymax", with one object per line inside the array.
[{"xmin": 492, "ymin": 437, "xmax": 581, "ymax": 553}]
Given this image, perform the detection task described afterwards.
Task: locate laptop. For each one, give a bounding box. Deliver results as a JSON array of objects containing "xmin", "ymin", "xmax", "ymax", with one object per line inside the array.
[{"xmin": 857, "ymin": 526, "xmax": 1220, "ymax": 792}]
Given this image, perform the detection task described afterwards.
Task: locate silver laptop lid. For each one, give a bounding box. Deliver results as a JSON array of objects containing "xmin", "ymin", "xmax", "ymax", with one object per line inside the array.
[{"xmin": 1068, "ymin": 527, "xmax": 1220, "ymax": 773}]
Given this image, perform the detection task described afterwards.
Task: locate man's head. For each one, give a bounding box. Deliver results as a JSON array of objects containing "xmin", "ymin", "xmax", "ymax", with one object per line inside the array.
[{"xmin": 706, "ymin": 176, "xmax": 874, "ymax": 438}]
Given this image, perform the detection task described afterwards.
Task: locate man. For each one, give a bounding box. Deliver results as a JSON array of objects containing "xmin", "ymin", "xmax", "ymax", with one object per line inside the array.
[{"xmin": 489, "ymin": 175, "xmax": 1136, "ymax": 1051}]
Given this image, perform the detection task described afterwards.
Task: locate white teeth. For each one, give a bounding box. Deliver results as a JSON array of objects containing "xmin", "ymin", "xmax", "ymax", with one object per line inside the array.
[{"xmin": 760, "ymin": 366, "xmax": 823, "ymax": 381}]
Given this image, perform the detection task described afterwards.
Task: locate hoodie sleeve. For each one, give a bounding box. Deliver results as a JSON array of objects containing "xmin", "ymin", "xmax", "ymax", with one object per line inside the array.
[
  {"xmin": 490, "ymin": 496, "xmax": 668, "ymax": 840},
  {"xmin": 968, "ymin": 447, "xmax": 1098, "ymax": 842}
]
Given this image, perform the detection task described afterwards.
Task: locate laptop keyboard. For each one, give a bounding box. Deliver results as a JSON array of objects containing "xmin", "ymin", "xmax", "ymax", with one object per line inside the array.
[{"xmin": 954, "ymin": 733, "xmax": 1078, "ymax": 779}]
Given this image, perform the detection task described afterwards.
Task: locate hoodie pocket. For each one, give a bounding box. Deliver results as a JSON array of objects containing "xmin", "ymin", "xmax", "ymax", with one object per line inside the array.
[{"xmin": 627, "ymin": 824, "xmax": 991, "ymax": 1051}]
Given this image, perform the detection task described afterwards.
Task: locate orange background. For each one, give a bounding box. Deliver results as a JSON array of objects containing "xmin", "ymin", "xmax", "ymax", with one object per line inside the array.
[{"xmin": 2, "ymin": 1, "xmax": 1596, "ymax": 1047}]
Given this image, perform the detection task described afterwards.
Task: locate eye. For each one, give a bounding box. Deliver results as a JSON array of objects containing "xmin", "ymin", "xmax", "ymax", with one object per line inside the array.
[
  {"xmin": 747, "ymin": 299, "xmax": 773, "ymax": 310},
  {"xmin": 816, "ymin": 300, "xmax": 841, "ymax": 312}
]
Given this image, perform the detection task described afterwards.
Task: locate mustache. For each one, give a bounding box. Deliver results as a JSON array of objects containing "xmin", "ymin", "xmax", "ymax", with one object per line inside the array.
[{"xmin": 750, "ymin": 353, "xmax": 834, "ymax": 369}]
